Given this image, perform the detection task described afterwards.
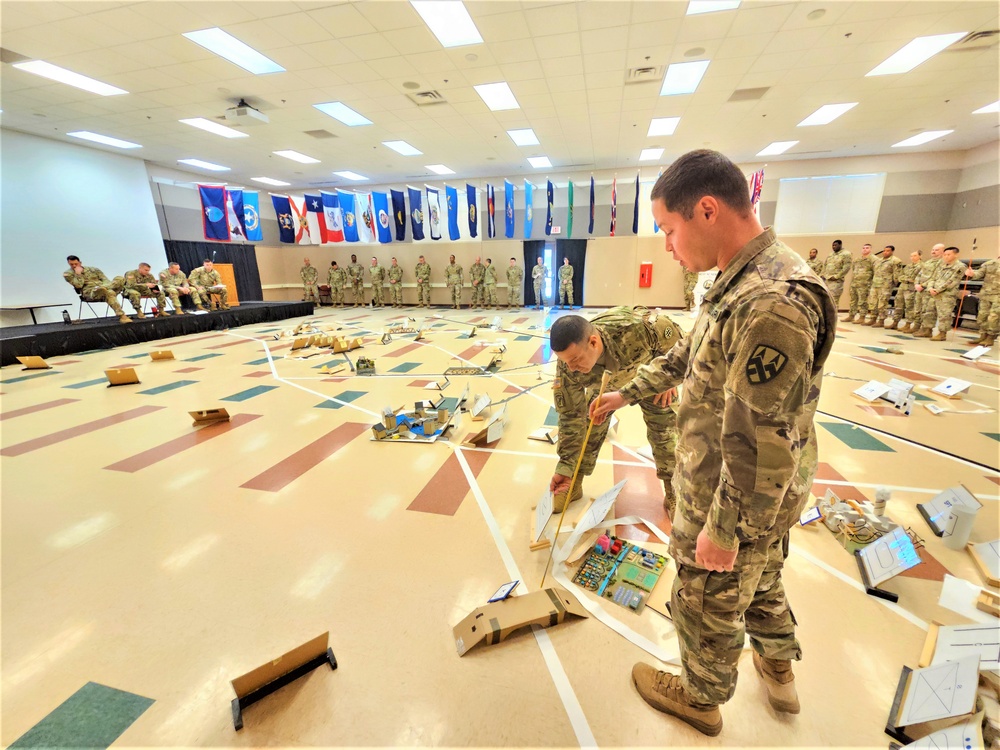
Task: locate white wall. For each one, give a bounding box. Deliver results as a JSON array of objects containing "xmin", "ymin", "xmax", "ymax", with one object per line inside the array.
[{"xmin": 0, "ymin": 129, "xmax": 166, "ymax": 326}]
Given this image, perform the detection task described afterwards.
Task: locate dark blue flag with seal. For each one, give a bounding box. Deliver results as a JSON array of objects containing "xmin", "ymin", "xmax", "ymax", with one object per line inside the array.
[
  {"xmin": 545, "ymin": 179, "xmax": 554, "ymax": 236},
  {"xmin": 588, "ymin": 176, "xmax": 595, "ymax": 234},
  {"xmin": 391, "ymin": 189, "xmax": 407, "ymax": 241},
  {"xmin": 504, "ymin": 180, "xmax": 515, "ymax": 238},
  {"xmin": 407, "ymin": 186, "xmax": 425, "ymax": 241},
  {"xmin": 372, "ymin": 191, "xmax": 392, "ymax": 244},
  {"xmin": 466, "ymin": 184, "xmax": 478, "ymax": 238},
  {"xmin": 269, "ymin": 193, "xmax": 295, "ymax": 244},
  {"xmin": 445, "ymin": 184, "xmax": 460, "ymax": 241}
]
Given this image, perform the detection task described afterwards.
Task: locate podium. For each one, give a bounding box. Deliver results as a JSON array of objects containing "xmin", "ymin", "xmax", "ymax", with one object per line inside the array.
[{"xmin": 213, "ymin": 263, "xmax": 240, "ymax": 307}]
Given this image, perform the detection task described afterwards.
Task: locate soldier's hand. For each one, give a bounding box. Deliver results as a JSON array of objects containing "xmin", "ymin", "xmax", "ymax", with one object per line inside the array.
[
  {"xmin": 549, "ymin": 473, "xmax": 572, "ymax": 495},
  {"xmin": 915, "ymin": 284, "xmax": 924, "ymax": 292},
  {"xmin": 589, "ymin": 390, "xmax": 626, "ymax": 424},
  {"xmin": 652, "ymin": 388, "xmax": 677, "ymax": 408},
  {"xmin": 965, "ymin": 267, "xmax": 975, "ymax": 277},
  {"xmin": 929, "ymin": 288, "xmax": 938, "ymax": 296},
  {"xmin": 695, "ymin": 528, "xmax": 738, "ymax": 572},
  {"xmin": 74, "ymin": 265, "xmax": 85, "ymax": 275}
]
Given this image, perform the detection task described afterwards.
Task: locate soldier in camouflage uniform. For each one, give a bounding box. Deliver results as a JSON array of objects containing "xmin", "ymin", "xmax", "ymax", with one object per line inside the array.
[
  {"xmin": 368, "ymin": 257, "xmax": 386, "ymax": 308},
  {"xmin": 63, "ymin": 255, "xmax": 132, "ymax": 323},
  {"xmin": 506, "ymin": 257, "xmax": 523, "ymax": 309},
  {"xmin": 549, "ymin": 307, "xmax": 681, "ymax": 513},
  {"xmin": 806, "ymin": 248, "xmax": 823, "ymax": 275},
  {"xmin": 445, "ymin": 255, "xmax": 464, "ymax": 310},
  {"xmin": 907, "ymin": 243, "xmax": 944, "ymax": 333},
  {"xmin": 300, "ymin": 258, "xmax": 319, "ymax": 303},
  {"xmin": 124, "ymin": 262, "xmax": 170, "ymax": 317},
  {"xmin": 821, "ymin": 239, "xmax": 851, "ymax": 312},
  {"xmin": 887, "ymin": 251, "xmax": 922, "ymax": 330},
  {"xmin": 682, "ymin": 267, "xmax": 699, "ymax": 310},
  {"xmin": 532, "ymin": 257, "xmax": 548, "ymax": 309},
  {"xmin": 966, "ymin": 254, "xmax": 999, "ymax": 346},
  {"xmin": 415, "ymin": 255, "xmax": 432, "ymax": 307},
  {"xmin": 160, "ymin": 262, "xmax": 204, "ymax": 313},
  {"xmin": 594, "ymin": 151, "xmax": 836, "ymax": 737},
  {"xmin": 483, "ymin": 258, "xmax": 498, "ymax": 308},
  {"xmin": 387, "ymin": 257, "xmax": 404, "ymax": 308},
  {"xmin": 469, "ymin": 256, "xmax": 486, "ymax": 309},
  {"xmin": 915, "ymin": 247, "xmax": 967, "ymax": 341},
  {"xmin": 327, "ymin": 261, "xmax": 347, "ymax": 307},
  {"xmin": 844, "ymin": 244, "xmax": 874, "ymax": 322},
  {"xmin": 347, "ymin": 254, "xmax": 365, "ymax": 307},
  {"xmin": 557, "ymin": 257, "xmax": 574, "ymax": 308},
  {"xmin": 861, "ymin": 245, "xmax": 903, "ymax": 327},
  {"xmin": 188, "ymin": 260, "xmax": 229, "ymax": 310}
]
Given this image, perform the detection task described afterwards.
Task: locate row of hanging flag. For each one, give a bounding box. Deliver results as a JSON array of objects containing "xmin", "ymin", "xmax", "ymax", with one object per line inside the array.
[{"xmin": 197, "ymin": 168, "xmax": 764, "ymax": 245}]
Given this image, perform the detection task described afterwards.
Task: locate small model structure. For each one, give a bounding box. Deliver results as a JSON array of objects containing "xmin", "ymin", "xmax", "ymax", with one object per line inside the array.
[
  {"xmin": 356, "ymin": 357, "xmax": 376, "ymax": 376},
  {"xmin": 105, "ymin": 367, "xmax": 140, "ymax": 387},
  {"xmin": 16, "ymin": 356, "xmax": 51, "ymax": 370},
  {"xmin": 444, "ymin": 365, "xmax": 491, "ymax": 376},
  {"xmin": 149, "ymin": 350, "xmax": 175, "ymax": 361},
  {"xmin": 816, "ymin": 489, "xmax": 899, "ymax": 548},
  {"xmin": 918, "ymin": 486, "xmax": 982, "ymax": 537},
  {"xmin": 371, "ymin": 400, "xmax": 456, "ymax": 443},
  {"xmin": 572, "ymin": 535, "xmax": 669, "ymax": 614},
  {"xmin": 380, "ymin": 331, "xmax": 392, "ymax": 345},
  {"xmin": 190, "ymin": 408, "xmax": 231, "ymax": 427}
]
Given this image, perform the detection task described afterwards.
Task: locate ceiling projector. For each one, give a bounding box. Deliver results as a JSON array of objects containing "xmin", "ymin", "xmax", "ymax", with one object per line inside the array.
[{"xmin": 224, "ymin": 99, "xmax": 269, "ymax": 126}]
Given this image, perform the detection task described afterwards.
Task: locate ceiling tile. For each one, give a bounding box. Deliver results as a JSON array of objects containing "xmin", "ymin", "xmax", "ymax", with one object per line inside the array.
[
  {"xmin": 534, "ymin": 32, "xmax": 583, "ymax": 59},
  {"xmin": 524, "ymin": 4, "xmax": 580, "ymax": 37},
  {"xmin": 308, "ymin": 4, "xmax": 377, "ymax": 37}
]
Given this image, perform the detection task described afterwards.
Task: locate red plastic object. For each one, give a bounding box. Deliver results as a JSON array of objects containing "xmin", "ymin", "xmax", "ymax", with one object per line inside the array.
[{"xmin": 639, "ymin": 262, "xmax": 653, "ymax": 288}]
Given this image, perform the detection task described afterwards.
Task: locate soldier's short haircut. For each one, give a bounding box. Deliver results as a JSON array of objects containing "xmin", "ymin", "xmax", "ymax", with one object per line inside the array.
[
  {"xmin": 510, "ymin": 257, "xmax": 516, "ymax": 261},
  {"xmin": 550, "ymin": 315, "xmax": 595, "ymax": 353},
  {"xmin": 203, "ymin": 258, "xmax": 212, "ymax": 263},
  {"xmin": 650, "ymin": 149, "xmax": 752, "ymax": 219},
  {"xmin": 139, "ymin": 262, "xmax": 150, "ymax": 268},
  {"xmin": 486, "ymin": 258, "xmax": 492, "ymax": 263},
  {"xmin": 67, "ymin": 254, "xmax": 80, "ymax": 262},
  {"xmin": 885, "ymin": 245, "xmax": 895, "ymax": 252},
  {"xmin": 945, "ymin": 246, "xmax": 960, "ymax": 254},
  {"xmin": 331, "ymin": 261, "xmax": 338, "ymax": 266},
  {"xmin": 391, "ymin": 257, "xmax": 396, "ymax": 261},
  {"xmin": 833, "ymin": 239, "xmax": 842, "ymax": 246},
  {"xmin": 169, "ymin": 261, "xmax": 179, "ymax": 267},
  {"xmin": 915, "ymin": 250, "xmax": 923, "ymax": 256}
]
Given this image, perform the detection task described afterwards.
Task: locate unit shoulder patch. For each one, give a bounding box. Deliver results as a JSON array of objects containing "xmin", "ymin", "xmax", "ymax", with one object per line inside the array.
[{"xmin": 745, "ymin": 344, "xmax": 787, "ymax": 385}]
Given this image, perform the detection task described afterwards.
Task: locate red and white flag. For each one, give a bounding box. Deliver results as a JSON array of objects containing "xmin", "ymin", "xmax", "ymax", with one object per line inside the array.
[
  {"xmin": 289, "ymin": 196, "xmax": 312, "ymax": 245},
  {"xmin": 748, "ymin": 168, "xmax": 765, "ymax": 218}
]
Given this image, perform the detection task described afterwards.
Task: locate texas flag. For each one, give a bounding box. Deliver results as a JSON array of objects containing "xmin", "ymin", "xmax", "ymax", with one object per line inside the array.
[
  {"xmin": 304, "ymin": 193, "xmax": 327, "ymax": 244},
  {"xmin": 199, "ymin": 184, "xmax": 229, "ymax": 241},
  {"xmin": 321, "ymin": 191, "xmax": 344, "ymax": 243}
]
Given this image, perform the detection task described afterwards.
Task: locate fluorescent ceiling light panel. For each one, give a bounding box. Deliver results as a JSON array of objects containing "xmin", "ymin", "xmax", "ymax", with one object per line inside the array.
[
  {"xmin": 425, "ymin": 164, "xmax": 456, "ymax": 175},
  {"xmin": 411, "ymin": 1, "xmax": 483, "ymax": 48},
  {"xmin": 891, "ymin": 130, "xmax": 953, "ymax": 148},
  {"xmin": 182, "ymin": 28, "xmax": 285, "ymax": 74},
  {"xmin": 686, "ymin": 0, "xmax": 740, "ymax": 15},
  {"xmin": 507, "ymin": 128, "xmax": 539, "ymax": 146},
  {"xmin": 383, "ymin": 140, "xmax": 422, "ymax": 156},
  {"xmin": 973, "ymin": 100, "xmax": 1000, "ymax": 114},
  {"xmin": 178, "ymin": 158, "xmax": 230, "ymax": 171},
  {"xmin": 67, "ymin": 131, "xmax": 141, "ymax": 149},
  {"xmin": 334, "ymin": 171, "xmax": 368, "ymax": 181},
  {"xmin": 273, "ymin": 150, "xmax": 320, "ymax": 164},
  {"xmin": 313, "ymin": 102, "xmax": 372, "ymax": 127},
  {"xmin": 179, "ymin": 117, "xmax": 248, "ymax": 139},
  {"xmin": 639, "ymin": 148, "xmax": 664, "ymax": 161},
  {"xmin": 866, "ymin": 32, "xmax": 967, "ymax": 76},
  {"xmin": 660, "ymin": 60, "xmax": 710, "ymax": 96},
  {"xmin": 474, "ymin": 82, "xmax": 520, "ymax": 111},
  {"xmin": 647, "ymin": 117, "xmax": 680, "ymax": 137},
  {"xmin": 12, "ymin": 60, "xmax": 127, "ymax": 96},
  {"xmin": 251, "ymin": 176, "xmax": 291, "ymax": 186},
  {"xmin": 527, "ymin": 156, "xmax": 552, "ymax": 168},
  {"xmin": 756, "ymin": 140, "xmax": 799, "ymax": 156},
  {"xmin": 797, "ymin": 102, "xmax": 858, "ymax": 127}
]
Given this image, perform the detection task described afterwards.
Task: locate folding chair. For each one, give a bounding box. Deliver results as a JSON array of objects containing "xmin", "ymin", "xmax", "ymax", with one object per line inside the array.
[{"xmin": 76, "ymin": 291, "xmax": 111, "ymax": 321}]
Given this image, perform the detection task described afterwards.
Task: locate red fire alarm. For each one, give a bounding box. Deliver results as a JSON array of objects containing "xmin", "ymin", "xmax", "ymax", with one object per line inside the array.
[{"xmin": 639, "ymin": 262, "xmax": 653, "ymax": 288}]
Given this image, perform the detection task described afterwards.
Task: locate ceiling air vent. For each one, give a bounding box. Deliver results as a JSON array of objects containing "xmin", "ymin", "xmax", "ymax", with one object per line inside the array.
[
  {"xmin": 304, "ymin": 129, "xmax": 337, "ymax": 139},
  {"xmin": 728, "ymin": 87, "xmax": 770, "ymax": 102},
  {"xmin": 407, "ymin": 90, "xmax": 447, "ymax": 106},
  {"xmin": 625, "ymin": 66, "xmax": 664, "ymax": 84},
  {"xmin": 944, "ymin": 30, "xmax": 999, "ymax": 51}
]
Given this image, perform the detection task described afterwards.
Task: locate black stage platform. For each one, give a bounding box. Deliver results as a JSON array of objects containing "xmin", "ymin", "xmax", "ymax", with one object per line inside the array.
[{"xmin": 0, "ymin": 301, "xmax": 314, "ymax": 366}]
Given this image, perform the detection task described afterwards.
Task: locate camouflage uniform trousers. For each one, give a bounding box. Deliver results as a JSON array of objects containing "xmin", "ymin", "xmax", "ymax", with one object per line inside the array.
[
  {"xmin": 848, "ymin": 281, "xmax": 871, "ymax": 317},
  {"xmin": 892, "ymin": 288, "xmax": 917, "ymax": 323},
  {"xmin": 977, "ymin": 293, "xmax": 1000, "ymax": 335},
  {"xmin": 124, "ymin": 286, "xmax": 166, "ymax": 313},
  {"xmin": 866, "ymin": 285, "xmax": 893, "ymax": 321},
  {"xmin": 302, "ymin": 282, "xmax": 320, "ymax": 302},
  {"xmin": 920, "ymin": 292, "xmax": 958, "ymax": 331},
  {"xmin": 81, "ymin": 278, "xmax": 127, "ymax": 316},
  {"xmin": 388, "ymin": 282, "xmax": 403, "ymax": 306},
  {"xmin": 330, "ymin": 285, "xmax": 345, "ymax": 306},
  {"xmin": 824, "ymin": 279, "xmax": 845, "ymax": 309},
  {"xmin": 164, "ymin": 285, "xmax": 203, "ymax": 309},
  {"xmin": 371, "ymin": 283, "xmax": 385, "ymax": 307},
  {"xmin": 484, "ymin": 283, "xmax": 498, "ymax": 307},
  {"xmin": 450, "ymin": 283, "xmax": 462, "ymax": 307},
  {"xmin": 673, "ymin": 531, "xmax": 801, "ymax": 706},
  {"xmin": 533, "ymin": 280, "xmax": 544, "ymax": 307},
  {"xmin": 417, "ymin": 281, "xmax": 431, "ymax": 306},
  {"xmin": 193, "ymin": 285, "xmax": 229, "ymax": 309},
  {"xmin": 559, "ymin": 281, "xmax": 573, "ymax": 307},
  {"xmin": 471, "ymin": 282, "xmax": 485, "ymax": 307},
  {"xmin": 351, "ymin": 281, "xmax": 365, "ymax": 305},
  {"xmin": 508, "ymin": 284, "xmax": 522, "ymax": 307},
  {"xmin": 576, "ymin": 400, "xmax": 676, "ymax": 485}
]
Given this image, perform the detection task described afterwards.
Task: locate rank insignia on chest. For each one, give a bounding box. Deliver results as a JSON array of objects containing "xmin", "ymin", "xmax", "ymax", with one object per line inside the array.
[{"xmin": 746, "ymin": 345, "xmax": 787, "ymax": 385}]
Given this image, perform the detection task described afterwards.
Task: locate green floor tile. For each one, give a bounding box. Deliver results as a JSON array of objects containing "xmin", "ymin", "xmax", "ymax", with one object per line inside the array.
[
  {"xmin": 818, "ymin": 421, "xmax": 895, "ymax": 452},
  {"xmin": 314, "ymin": 390, "xmax": 366, "ymax": 409},
  {"xmin": 137, "ymin": 379, "xmax": 197, "ymax": 395},
  {"xmin": 389, "ymin": 362, "xmax": 421, "ymax": 373},
  {"xmin": 63, "ymin": 377, "xmax": 109, "ymax": 389},
  {"xmin": 221, "ymin": 385, "xmax": 278, "ymax": 402},
  {"xmin": 982, "ymin": 432, "xmax": 1000, "ymax": 442}
]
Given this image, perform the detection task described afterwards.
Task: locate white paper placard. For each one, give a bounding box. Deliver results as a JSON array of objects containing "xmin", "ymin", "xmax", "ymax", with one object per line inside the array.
[
  {"xmin": 533, "ymin": 492, "xmax": 553, "ymax": 543},
  {"xmin": 937, "ymin": 574, "xmax": 997, "ymax": 625},
  {"xmin": 854, "ymin": 380, "xmax": 891, "ymax": 402},
  {"xmin": 929, "ymin": 624, "xmax": 1000, "ymax": 670},
  {"xmin": 897, "ymin": 654, "xmax": 979, "ymax": 727},
  {"xmin": 932, "ymin": 377, "xmax": 972, "ymax": 398},
  {"xmin": 575, "ymin": 479, "xmax": 628, "ymax": 536},
  {"xmin": 961, "ymin": 345, "xmax": 990, "ymax": 361},
  {"xmin": 471, "ymin": 393, "xmax": 491, "ymax": 417}
]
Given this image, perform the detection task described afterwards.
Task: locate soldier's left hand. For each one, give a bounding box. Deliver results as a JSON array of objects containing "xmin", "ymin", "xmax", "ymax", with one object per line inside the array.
[
  {"xmin": 929, "ymin": 289, "xmax": 938, "ymax": 296},
  {"xmin": 652, "ymin": 388, "xmax": 677, "ymax": 408},
  {"xmin": 695, "ymin": 528, "xmax": 737, "ymax": 572}
]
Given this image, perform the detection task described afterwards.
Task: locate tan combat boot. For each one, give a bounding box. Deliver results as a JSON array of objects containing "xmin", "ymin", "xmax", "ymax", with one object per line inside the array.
[
  {"xmin": 982, "ymin": 334, "xmax": 996, "ymax": 346},
  {"xmin": 135, "ymin": 309, "xmax": 146, "ymax": 319},
  {"xmin": 631, "ymin": 663, "xmax": 723, "ymax": 737},
  {"xmin": 885, "ymin": 318, "xmax": 899, "ymax": 330},
  {"xmin": 752, "ymin": 651, "xmax": 800, "ymax": 714},
  {"xmin": 552, "ymin": 480, "xmax": 583, "ymax": 514},
  {"xmin": 841, "ymin": 313, "xmax": 854, "ymax": 323},
  {"xmin": 969, "ymin": 332, "xmax": 987, "ymax": 345},
  {"xmin": 930, "ymin": 331, "xmax": 947, "ymax": 341},
  {"xmin": 913, "ymin": 327, "xmax": 933, "ymax": 338},
  {"xmin": 873, "ymin": 317, "xmax": 885, "ymax": 328},
  {"xmin": 118, "ymin": 314, "xmax": 133, "ymax": 324}
]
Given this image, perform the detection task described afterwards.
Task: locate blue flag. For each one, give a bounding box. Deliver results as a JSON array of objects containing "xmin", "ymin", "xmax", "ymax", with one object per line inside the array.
[
  {"xmin": 373, "ymin": 191, "xmax": 392, "ymax": 243},
  {"xmin": 632, "ymin": 173, "xmax": 640, "ymax": 235},
  {"xmin": 226, "ymin": 189, "xmax": 247, "ymax": 241},
  {"xmin": 466, "ymin": 184, "xmax": 478, "ymax": 238},
  {"xmin": 487, "ymin": 184, "xmax": 495, "ymax": 238},
  {"xmin": 391, "ymin": 189, "xmax": 407, "ymax": 241},
  {"xmin": 653, "ymin": 170, "xmax": 662, "ymax": 233},
  {"xmin": 588, "ymin": 176, "xmax": 595, "ymax": 234},
  {"xmin": 339, "ymin": 191, "xmax": 359, "ymax": 242},
  {"xmin": 445, "ymin": 185, "xmax": 460, "ymax": 241},
  {"xmin": 408, "ymin": 186, "xmax": 425, "ymax": 241},
  {"xmin": 504, "ymin": 180, "xmax": 514, "ymax": 238},
  {"xmin": 243, "ymin": 190, "xmax": 263, "ymax": 241},
  {"xmin": 545, "ymin": 180, "xmax": 554, "ymax": 236},
  {"xmin": 199, "ymin": 185, "xmax": 229, "ymax": 241},
  {"xmin": 524, "ymin": 180, "xmax": 533, "ymax": 239},
  {"xmin": 270, "ymin": 193, "xmax": 295, "ymax": 244}
]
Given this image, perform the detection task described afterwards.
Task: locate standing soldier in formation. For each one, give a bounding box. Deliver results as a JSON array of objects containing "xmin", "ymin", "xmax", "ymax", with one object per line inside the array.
[
  {"xmin": 300, "ymin": 258, "xmax": 319, "ymax": 303},
  {"xmin": 558, "ymin": 257, "xmax": 574, "ymax": 309},
  {"xmin": 806, "ymin": 248, "xmax": 824, "ymax": 275},
  {"xmin": 967, "ymin": 252, "xmax": 999, "ymax": 347},
  {"xmin": 327, "ymin": 261, "xmax": 347, "ymax": 308},
  {"xmin": 483, "ymin": 258, "xmax": 498, "ymax": 308},
  {"xmin": 445, "ymin": 255, "xmax": 464, "ymax": 310},
  {"xmin": 124, "ymin": 262, "xmax": 170, "ymax": 317},
  {"xmin": 160, "ymin": 261, "xmax": 204, "ymax": 313},
  {"xmin": 189, "ymin": 259, "xmax": 229, "ymax": 310},
  {"xmin": 887, "ymin": 251, "xmax": 922, "ymax": 330},
  {"xmin": 63, "ymin": 255, "xmax": 132, "ymax": 323},
  {"xmin": 368, "ymin": 256, "xmax": 386, "ymax": 308},
  {"xmin": 549, "ymin": 307, "xmax": 681, "ymax": 513},
  {"xmin": 909, "ymin": 244, "xmax": 944, "ymax": 333},
  {"xmin": 506, "ymin": 257, "xmax": 523, "ymax": 310},
  {"xmin": 532, "ymin": 256, "xmax": 548, "ymax": 309},
  {"xmin": 387, "ymin": 257, "xmax": 404, "ymax": 308},
  {"xmin": 914, "ymin": 246, "xmax": 967, "ymax": 341},
  {"xmin": 821, "ymin": 239, "xmax": 851, "ymax": 311},
  {"xmin": 844, "ymin": 244, "xmax": 874, "ymax": 323},
  {"xmin": 469, "ymin": 256, "xmax": 486, "ymax": 309},
  {"xmin": 682, "ymin": 266, "xmax": 699, "ymax": 310},
  {"xmin": 415, "ymin": 255, "xmax": 432, "ymax": 308},
  {"xmin": 347, "ymin": 254, "xmax": 365, "ymax": 307},
  {"xmin": 862, "ymin": 245, "xmax": 902, "ymax": 327}
]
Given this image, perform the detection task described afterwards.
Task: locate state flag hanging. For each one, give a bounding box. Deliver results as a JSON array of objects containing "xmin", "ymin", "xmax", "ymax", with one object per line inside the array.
[
  {"xmin": 321, "ymin": 191, "xmax": 344, "ymax": 243},
  {"xmin": 269, "ymin": 193, "xmax": 295, "ymax": 244},
  {"xmin": 408, "ymin": 186, "xmax": 425, "ymax": 241},
  {"xmin": 391, "ymin": 189, "xmax": 407, "ymax": 241},
  {"xmin": 653, "ymin": 170, "xmax": 662, "ymax": 233},
  {"xmin": 426, "ymin": 186, "xmax": 442, "ymax": 240},
  {"xmin": 632, "ymin": 173, "xmax": 640, "ymax": 235},
  {"xmin": 466, "ymin": 184, "xmax": 478, "ymax": 238},
  {"xmin": 243, "ymin": 190, "xmax": 263, "ymax": 241},
  {"xmin": 486, "ymin": 183, "xmax": 496, "ymax": 238},
  {"xmin": 304, "ymin": 193, "xmax": 327, "ymax": 244},
  {"xmin": 373, "ymin": 191, "xmax": 392, "ymax": 244},
  {"xmin": 504, "ymin": 180, "xmax": 514, "ymax": 238},
  {"xmin": 524, "ymin": 180, "xmax": 533, "ymax": 239},
  {"xmin": 748, "ymin": 168, "xmax": 765, "ymax": 217},
  {"xmin": 445, "ymin": 184, "xmax": 460, "ymax": 241},
  {"xmin": 290, "ymin": 196, "xmax": 312, "ymax": 244},
  {"xmin": 545, "ymin": 179, "xmax": 554, "ymax": 236},
  {"xmin": 588, "ymin": 176, "xmax": 595, "ymax": 234},
  {"xmin": 340, "ymin": 191, "xmax": 359, "ymax": 242},
  {"xmin": 226, "ymin": 188, "xmax": 247, "ymax": 241},
  {"xmin": 357, "ymin": 193, "xmax": 376, "ymax": 243},
  {"xmin": 199, "ymin": 184, "xmax": 229, "ymax": 241},
  {"xmin": 567, "ymin": 181, "xmax": 574, "ymax": 238},
  {"xmin": 609, "ymin": 177, "xmax": 617, "ymax": 237}
]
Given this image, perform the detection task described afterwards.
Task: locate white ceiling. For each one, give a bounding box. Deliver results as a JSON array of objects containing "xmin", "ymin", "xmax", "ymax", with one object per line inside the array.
[{"xmin": 1, "ymin": 0, "xmax": 997, "ymax": 190}]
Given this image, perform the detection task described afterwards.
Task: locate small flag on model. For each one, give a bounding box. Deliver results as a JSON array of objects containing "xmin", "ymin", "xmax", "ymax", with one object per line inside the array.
[{"xmin": 390, "ymin": 189, "xmax": 407, "ymax": 241}]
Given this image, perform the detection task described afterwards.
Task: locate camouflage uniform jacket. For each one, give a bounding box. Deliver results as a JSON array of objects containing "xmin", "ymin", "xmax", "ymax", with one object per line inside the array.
[
  {"xmin": 929, "ymin": 260, "xmax": 967, "ymax": 294},
  {"xmin": 554, "ymin": 306, "xmax": 682, "ymax": 478},
  {"xmin": 559, "ymin": 264, "xmax": 574, "ymax": 284},
  {"xmin": 160, "ymin": 269, "xmax": 190, "ymax": 287},
  {"xmin": 532, "ymin": 264, "xmax": 547, "ymax": 282},
  {"xmin": 125, "ymin": 268, "xmax": 159, "ymax": 291},
  {"xmin": 484, "ymin": 265, "xmax": 498, "ymax": 285},
  {"xmin": 619, "ymin": 228, "xmax": 836, "ymax": 565},
  {"xmin": 507, "ymin": 264, "xmax": 523, "ymax": 286},
  {"xmin": 821, "ymin": 250, "xmax": 851, "ymax": 280},
  {"xmin": 916, "ymin": 258, "xmax": 941, "ymax": 287},
  {"xmin": 347, "ymin": 263, "xmax": 364, "ymax": 284},
  {"xmin": 369, "ymin": 264, "xmax": 385, "ymax": 284},
  {"xmin": 871, "ymin": 255, "xmax": 903, "ymax": 287},
  {"xmin": 415, "ymin": 262, "xmax": 431, "ymax": 283},
  {"xmin": 970, "ymin": 259, "xmax": 999, "ymax": 296},
  {"xmin": 470, "ymin": 262, "xmax": 485, "ymax": 285},
  {"xmin": 327, "ymin": 267, "xmax": 347, "ymax": 288},
  {"xmin": 851, "ymin": 255, "xmax": 874, "ymax": 284},
  {"xmin": 807, "ymin": 258, "xmax": 824, "ymax": 275},
  {"xmin": 896, "ymin": 261, "xmax": 921, "ymax": 289},
  {"xmin": 189, "ymin": 268, "xmax": 222, "ymax": 287},
  {"xmin": 445, "ymin": 263, "xmax": 463, "ymax": 285},
  {"xmin": 387, "ymin": 265, "xmax": 403, "ymax": 284},
  {"xmin": 301, "ymin": 265, "xmax": 318, "ymax": 284},
  {"xmin": 63, "ymin": 265, "xmax": 112, "ymax": 292}
]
